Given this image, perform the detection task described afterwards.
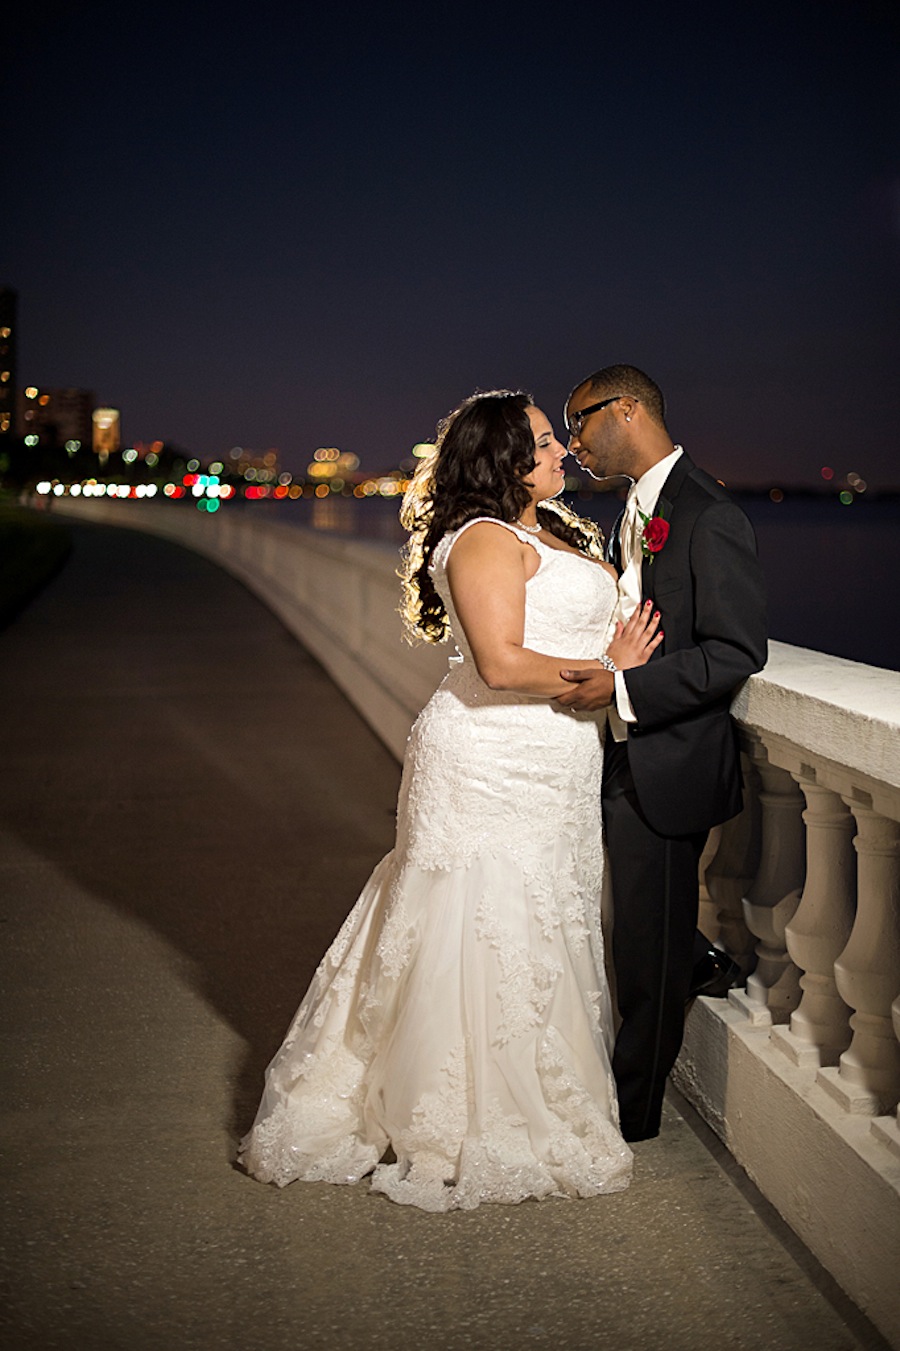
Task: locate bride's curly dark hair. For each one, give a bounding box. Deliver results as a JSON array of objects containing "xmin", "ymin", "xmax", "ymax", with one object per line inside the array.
[{"xmin": 399, "ymin": 389, "xmax": 605, "ymax": 643}]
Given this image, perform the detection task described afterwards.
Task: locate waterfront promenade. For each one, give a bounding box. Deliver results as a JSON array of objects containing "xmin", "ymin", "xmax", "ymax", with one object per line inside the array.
[{"xmin": 0, "ymin": 521, "xmax": 888, "ymax": 1351}]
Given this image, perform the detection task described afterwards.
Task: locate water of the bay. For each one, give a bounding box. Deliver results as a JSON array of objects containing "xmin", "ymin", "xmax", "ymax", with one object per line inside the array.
[{"xmin": 245, "ymin": 491, "xmax": 900, "ymax": 671}]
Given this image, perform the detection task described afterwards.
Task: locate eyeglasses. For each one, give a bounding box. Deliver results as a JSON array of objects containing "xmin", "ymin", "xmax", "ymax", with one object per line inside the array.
[{"xmin": 565, "ymin": 394, "xmax": 634, "ymax": 438}]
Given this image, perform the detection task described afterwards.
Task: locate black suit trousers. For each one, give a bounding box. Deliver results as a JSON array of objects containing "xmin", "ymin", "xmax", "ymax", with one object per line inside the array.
[{"xmin": 603, "ymin": 736, "xmax": 707, "ymax": 1141}]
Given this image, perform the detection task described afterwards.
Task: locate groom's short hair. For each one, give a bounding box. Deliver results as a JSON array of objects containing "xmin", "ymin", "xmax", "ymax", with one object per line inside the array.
[{"xmin": 584, "ymin": 364, "xmax": 666, "ymax": 427}]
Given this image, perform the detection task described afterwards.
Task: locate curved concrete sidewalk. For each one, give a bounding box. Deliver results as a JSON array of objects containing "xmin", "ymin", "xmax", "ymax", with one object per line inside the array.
[{"xmin": 0, "ymin": 522, "xmax": 888, "ymax": 1350}]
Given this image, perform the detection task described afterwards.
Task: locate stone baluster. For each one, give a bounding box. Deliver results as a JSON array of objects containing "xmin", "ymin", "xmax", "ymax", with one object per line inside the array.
[
  {"xmin": 771, "ymin": 777, "xmax": 855, "ymax": 1068},
  {"xmin": 871, "ymin": 994, "xmax": 900, "ymax": 1158},
  {"xmin": 819, "ymin": 800, "xmax": 900, "ymax": 1115},
  {"xmin": 703, "ymin": 748, "xmax": 760, "ymax": 978},
  {"xmin": 697, "ymin": 826, "xmax": 723, "ymax": 948},
  {"xmin": 732, "ymin": 742, "xmax": 805, "ymax": 1025}
]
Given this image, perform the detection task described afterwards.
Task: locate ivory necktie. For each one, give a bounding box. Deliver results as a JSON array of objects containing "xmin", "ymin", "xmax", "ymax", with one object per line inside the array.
[{"xmin": 610, "ymin": 485, "xmax": 644, "ymax": 635}]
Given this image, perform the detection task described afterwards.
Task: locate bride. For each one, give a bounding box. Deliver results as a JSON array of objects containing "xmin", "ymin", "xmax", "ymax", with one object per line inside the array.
[{"xmin": 238, "ymin": 390, "xmax": 662, "ymax": 1211}]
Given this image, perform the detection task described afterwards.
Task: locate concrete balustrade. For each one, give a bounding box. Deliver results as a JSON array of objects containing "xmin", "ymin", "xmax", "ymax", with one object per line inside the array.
[
  {"xmin": 873, "ymin": 994, "xmax": 900, "ymax": 1159},
  {"xmin": 680, "ymin": 663, "xmax": 900, "ymax": 1347},
  {"xmin": 52, "ymin": 499, "xmax": 448, "ymax": 757},
  {"xmin": 51, "ymin": 497, "xmax": 900, "ymax": 1345},
  {"xmin": 820, "ymin": 802, "xmax": 900, "ymax": 1113},
  {"xmin": 731, "ymin": 746, "xmax": 805, "ymax": 1025},
  {"xmin": 700, "ymin": 753, "xmax": 760, "ymax": 977},
  {"xmin": 774, "ymin": 779, "xmax": 855, "ymax": 1069}
]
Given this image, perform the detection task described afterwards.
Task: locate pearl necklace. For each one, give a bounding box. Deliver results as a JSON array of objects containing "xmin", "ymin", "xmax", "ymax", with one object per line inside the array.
[{"xmin": 516, "ymin": 518, "xmax": 542, "ymax": 534}]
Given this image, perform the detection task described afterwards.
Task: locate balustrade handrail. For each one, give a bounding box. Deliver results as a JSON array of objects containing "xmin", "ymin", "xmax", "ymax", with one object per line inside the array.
[{"xmin": 733, "ymin": 640, "xmax": 900, "ymax": 797}]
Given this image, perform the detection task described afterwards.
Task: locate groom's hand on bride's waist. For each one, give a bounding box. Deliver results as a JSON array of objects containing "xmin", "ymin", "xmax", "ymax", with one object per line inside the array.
[{"xmin": 556, "ymin": 669, "xmax": 615, "ymax": 710}]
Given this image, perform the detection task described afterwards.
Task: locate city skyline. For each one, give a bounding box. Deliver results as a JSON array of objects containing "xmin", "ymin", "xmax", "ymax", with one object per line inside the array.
[{"xmin": 5, "ymin": 2, "xmax": 899, "ymax": 487}]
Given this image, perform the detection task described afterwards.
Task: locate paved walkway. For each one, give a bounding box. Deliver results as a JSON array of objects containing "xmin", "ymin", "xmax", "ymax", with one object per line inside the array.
[{"xmin": 0, "ymin": 520, "xmax": 889, "ymax": 1350}]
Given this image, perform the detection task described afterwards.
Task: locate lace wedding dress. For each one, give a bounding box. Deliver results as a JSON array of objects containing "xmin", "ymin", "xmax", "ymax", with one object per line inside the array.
[{"xmin": 239, "ymin": 519, "xmax": 632, "ymax": 1210}]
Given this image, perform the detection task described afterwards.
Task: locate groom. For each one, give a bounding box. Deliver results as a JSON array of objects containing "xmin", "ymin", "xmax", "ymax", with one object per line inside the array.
[{"xmin": 557, "ymin": 364, "xmax": 767, "ymax": 1142}]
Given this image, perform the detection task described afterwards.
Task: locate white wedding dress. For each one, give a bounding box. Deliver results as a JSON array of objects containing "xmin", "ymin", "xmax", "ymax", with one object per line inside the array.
[{"xmin": 239, "ymin": 519, "xmax": 632, "ymax": 1210}]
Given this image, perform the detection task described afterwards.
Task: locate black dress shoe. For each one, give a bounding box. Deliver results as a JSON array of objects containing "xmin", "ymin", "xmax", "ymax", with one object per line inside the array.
[{"xmin": 688, "ymin": 946, "xmax": 742, "ymax": 1000}]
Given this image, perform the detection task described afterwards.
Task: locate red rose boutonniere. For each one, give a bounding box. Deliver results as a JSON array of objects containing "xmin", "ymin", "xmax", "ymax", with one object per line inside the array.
[{"xmin": 637, "ymin": 506, "xmax": 670, "ymax": 562}]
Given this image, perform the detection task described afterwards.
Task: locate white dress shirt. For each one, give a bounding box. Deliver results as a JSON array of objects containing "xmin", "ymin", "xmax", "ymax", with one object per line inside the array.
[{"xmin": 612, "ymin": 446, "xmax": 683, "ymax": 729}]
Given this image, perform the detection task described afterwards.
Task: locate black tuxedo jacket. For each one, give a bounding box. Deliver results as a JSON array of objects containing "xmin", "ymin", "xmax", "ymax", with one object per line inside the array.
[{"xmin": 607, "ymin": 452, "xmax": 767, "ymax": 837}]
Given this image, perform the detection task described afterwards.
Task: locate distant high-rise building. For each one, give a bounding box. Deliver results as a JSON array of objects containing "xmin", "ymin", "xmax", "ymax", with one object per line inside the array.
[
  {"xmin": 0, "ymin": 287, "xmax": 17, "ymax": 439},
  {"xmin": 92, "ymin": 407, "xmax": 121, "ymax": 463},
  {"xmin": 19, "ymin": 385, "xmax": 95, "ymax": 449}
]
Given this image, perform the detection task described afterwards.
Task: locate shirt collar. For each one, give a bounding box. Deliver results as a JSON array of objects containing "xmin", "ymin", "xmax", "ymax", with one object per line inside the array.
[{"xmin": 633, "ymin": 445, "xmax": 683, "ymax": 515}]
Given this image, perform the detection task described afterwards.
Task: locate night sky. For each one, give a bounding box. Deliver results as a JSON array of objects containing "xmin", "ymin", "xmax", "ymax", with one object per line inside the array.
[{"xmin": 5, "ymin": 1, "xmax": 899, "ymax": 483}]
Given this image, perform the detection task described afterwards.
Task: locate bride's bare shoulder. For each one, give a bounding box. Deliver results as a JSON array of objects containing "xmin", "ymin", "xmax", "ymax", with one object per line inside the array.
[
  {"xmin": 445, "ymin": 520, "xmax": 531, "ymax": 575},
  {"xmin": 448, "ymin": 519, "xmax": 522, "ymax": 553}
]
